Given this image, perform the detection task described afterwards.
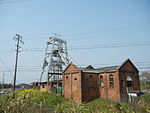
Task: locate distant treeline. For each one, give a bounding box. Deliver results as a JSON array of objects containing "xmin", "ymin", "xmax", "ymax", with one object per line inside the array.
[
  {"xmin": 0, "ymin": 83, "xmax": 38, "ymax": 89},
  {"xmin": 0, "ymin": 83, "xmax": 13, "ymax": 89}
]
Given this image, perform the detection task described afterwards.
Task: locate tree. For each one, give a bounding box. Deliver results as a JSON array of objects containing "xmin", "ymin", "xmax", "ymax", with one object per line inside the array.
[
  {"xmin": 141, "ymin": 71, "xmax": 150, "ymax": 83},
  {"xmin": 140, "ymin": 71, "xmax": 150, "ymax": 91}
]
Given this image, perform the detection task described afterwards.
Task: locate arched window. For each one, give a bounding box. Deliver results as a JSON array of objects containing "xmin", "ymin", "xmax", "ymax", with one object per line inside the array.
[
  {"xmin": 66, "ymin": 76, "xmax": 69, "ymax": 88},
  {"xmin": 74, "ymin": 78, "xmax": 77, "ymax": 80},
  {"xmin": 109, "ymin": 74, "xmax": 114, "ymax": 88},
  {"xmin": 99, "ymin": 75, "xmax": 104, "ymax": 88},
  {"xmin": 126, "ymin": 76, "xmax": 133, "ymax": 88}
]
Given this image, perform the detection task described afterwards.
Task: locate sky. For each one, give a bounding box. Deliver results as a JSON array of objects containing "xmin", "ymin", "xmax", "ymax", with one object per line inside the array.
[{"xmin": 0, "ymin": 0, "xmax": 150, "ymax": 84}]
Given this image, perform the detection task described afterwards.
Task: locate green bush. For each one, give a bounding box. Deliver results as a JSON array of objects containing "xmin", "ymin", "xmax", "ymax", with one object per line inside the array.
[
  {"xmin": 141, "ymin": 93, "xmax": 150, "ymax": 103},
  {"xmin": 0, "ymin": 89, "xmax": 150, "ymax": 113},
  {"xmin": 0, "ymin": 89, "xmax": 66, "ymax": 113}
]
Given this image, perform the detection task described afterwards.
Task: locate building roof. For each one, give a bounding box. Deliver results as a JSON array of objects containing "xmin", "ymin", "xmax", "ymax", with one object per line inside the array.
[
  {"xmin": 79, "ymin": 67, "xmax": 99, "ymax": 73},
  {"xmin": 63, "ymin": 58, "xmax": 138, "ymax": 74},
  {"xmin": 79, "ymin": 65, "xmax": 119, "ymax": 73},
  {"xmin": 78, "ymin": 59, "xmax": 138, "ymax": 73},
  {"xmin": 96, "ymin": 66, "xmax": 120, "ymax": 73}
]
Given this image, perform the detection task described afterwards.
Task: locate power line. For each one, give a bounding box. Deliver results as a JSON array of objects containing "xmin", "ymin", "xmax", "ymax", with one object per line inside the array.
[
  {"xmin": 0, "ymin": 0, "xmax": 30, "ymax": 4},
  {"xmin": 0, "ymin": 18, "xmax": 149, "ymax": 40},
  {"xmin": 0, "ymin": 57, "xmax": 13, "ymax": 75},
  {"xmin": 0, "ymin": 60, "xmax": 149, "ymax": 69},
  {"xmin": 0, "ymin": 61, "xmax": 149, "ymax": 69},
  {"xmin": 0, "ymin": 57, "xmax": 20, "ymax": 84},
  {"xmin": 20, "ymin": 41, "xmax": 150, "ymax": 51},
  {"xmin": 0, "ymin": 66, "xmax": 150, "ymax": 72},
  {"xmin": 68, "ymin": 41, "xmax": 150, "ymax": 50},
  {"xmin": 0, "ymin": 61, "xmax": 150, "ymax": 69},
  {"xmin": 138, "ymin": 67, "xmax": 150, "ymax": 69},
  {"xmin": 0, "ymin": 41, "xmax": 150, "ymax": 53},
  {"xmin": 0, "ymin": 70, "xmax": 42, "ymax": 72}
]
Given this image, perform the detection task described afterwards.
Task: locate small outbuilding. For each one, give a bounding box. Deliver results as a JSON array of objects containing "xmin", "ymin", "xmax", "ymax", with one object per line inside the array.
[{"xmin": 39, "ymin": 80, "xmax": 63, "ymax": 95}]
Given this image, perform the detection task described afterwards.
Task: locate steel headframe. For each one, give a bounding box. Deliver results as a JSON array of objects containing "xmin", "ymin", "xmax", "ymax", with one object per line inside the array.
[{"xmin": 41, "ymin": 35, "xmax": 70, "ymax": 86}]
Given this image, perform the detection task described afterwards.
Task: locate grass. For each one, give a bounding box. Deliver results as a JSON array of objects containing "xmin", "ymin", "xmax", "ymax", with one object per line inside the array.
[
  {"xmin": 140, "ymin": 81, "xmax": 150, "ymax": 91},
  {"xmin": 0, "ymin": 89, "xmax": 150, "ymax": 113},
  {"xmin": 0, "ymin": 89, "xmax": 66, "ymax": 113}
]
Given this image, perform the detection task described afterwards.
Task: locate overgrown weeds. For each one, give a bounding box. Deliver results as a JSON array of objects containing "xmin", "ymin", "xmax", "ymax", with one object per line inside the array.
[
  {"xmin": 0, "ymin": 89, "xmax": 65, "ymax": 113},
  {"xmin": 0, "ymin": 89, "xmax": 150, "ymax": 113}
]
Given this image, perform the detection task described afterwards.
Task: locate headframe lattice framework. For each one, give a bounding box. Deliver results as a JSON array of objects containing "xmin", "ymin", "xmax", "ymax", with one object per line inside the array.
[{"xmin": 41, "ymin": 36, "xmax": 71, "ymax": 83}]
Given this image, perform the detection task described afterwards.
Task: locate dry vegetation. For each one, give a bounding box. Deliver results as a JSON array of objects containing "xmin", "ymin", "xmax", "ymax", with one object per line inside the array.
[{"xmin": 0, "ymin": 89, "xmax": 150, "ymax": 113}]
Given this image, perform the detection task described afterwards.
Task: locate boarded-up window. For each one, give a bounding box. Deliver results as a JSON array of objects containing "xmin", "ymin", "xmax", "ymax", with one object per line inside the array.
[
  {"xmin": 99, "ymin": 75, "xmax": 104, "ymax": 88},
  {"xmin": 89, "ymin": 75, "xmax": 93, "ymax": 87},
  {"xmin": 121, "ymin": 80, "xmax": 124, "ymax": 88},
  {"xmin": 109, "ymin": 74, "xmax": 114, "ymax": 88},
  {"xmin": 86, "ymin": 75, "xmax": 93, "ymax": 88}
]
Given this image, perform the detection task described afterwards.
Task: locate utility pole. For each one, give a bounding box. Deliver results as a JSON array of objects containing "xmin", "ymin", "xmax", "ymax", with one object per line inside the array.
[
  {"xmin": 13, "ymin": 34, "xmax": 24, "ymax": 98},
  {"xmin": 2, "ymin": 73, "xmax": 5, "ymax": 89}
]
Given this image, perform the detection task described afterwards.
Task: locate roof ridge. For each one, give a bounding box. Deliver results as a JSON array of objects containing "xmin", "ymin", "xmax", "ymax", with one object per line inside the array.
[{"xmin": 95, "ymin": 65, "xmax": 120, "ymax": 69}]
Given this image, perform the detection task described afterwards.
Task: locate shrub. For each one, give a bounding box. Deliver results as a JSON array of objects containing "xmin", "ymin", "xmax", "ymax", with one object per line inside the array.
[
  {"xmin": 0, "ymin": 89, "xmax": 66, "ymax": 113},
  {"xmin": 1, "ymin": 89, "xmax": 150, "ymax": 113}
]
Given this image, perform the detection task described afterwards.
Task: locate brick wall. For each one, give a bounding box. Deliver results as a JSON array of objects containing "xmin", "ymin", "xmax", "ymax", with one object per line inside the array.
[
  {"xmin": 81, "ymin": 73, "xmax": 99, "ymax": 102},
  {"xmin": 40, "ymin": 84, "xmax": 50, "ymax": 92},
  {"xmin": 63, "ymin": 64, "xmax": 82, "ymax": 103},
  {"xmin": 119, "ymin": 61, "xmax": 140, "ymax": 102},
  {"xmin": 99, "ymin": 72, "xmax": 121, "ymax": 101},
  {"xmin": 119, "ymin": 61, "xmax": 140, "ymax": 91}
]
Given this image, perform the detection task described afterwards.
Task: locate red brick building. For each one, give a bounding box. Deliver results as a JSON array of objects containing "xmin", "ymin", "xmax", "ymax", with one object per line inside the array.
[
  {"xmin": 39, "ymin": 82, "xmax": 50, "ymax": 92},
  {"xmin": 39, "ymin": 80, "xmax": 62, "ymax": 94},
  {"xmin": 62, "ymin": 59, "xmax": 140, "ymax": 103}
]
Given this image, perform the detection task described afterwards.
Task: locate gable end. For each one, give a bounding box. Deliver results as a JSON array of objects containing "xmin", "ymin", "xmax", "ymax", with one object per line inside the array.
[{"xmin": 118, "ymin": 59, "xmax": 139, "ymax": 73}]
